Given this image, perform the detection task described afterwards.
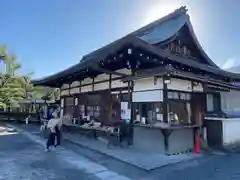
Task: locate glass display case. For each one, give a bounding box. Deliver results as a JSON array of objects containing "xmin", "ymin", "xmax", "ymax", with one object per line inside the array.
[
  {"xmin": 86, "ymin": 105, "xmax": 101, "ymax": 120},
  {"xmin": 79, "ymin": 104, "xmax": 85, "ymax": 118},
  {"xmin": 133, "ymin": 102, "xmax": 163, "ymax": 125},
  {"xmin": 94, "ymin": 106, "xmax": 101, "ymax": 119},
  {"xmin": 87, "ymin": 106, "xmax": 94, "ymax": 117},
  {"xmin": 167, "ymin": 91, "xmax": 192, "ymax": 125}
]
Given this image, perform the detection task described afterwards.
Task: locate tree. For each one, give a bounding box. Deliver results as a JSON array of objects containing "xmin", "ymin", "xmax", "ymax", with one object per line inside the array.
[
  {"xmin": 0, "ymin": 45, "xmax": 59, "ymax": 109},
  {"xmin": 41, "ymin": 91, "xmax": 52, "ymax": 102},
  {"xmin": 0, "ymin": 46, "xmax": 21, "ymax": 75},
  {"xmin": 6, "ymin": 55, "xmax": 21, "ymax": 76},
  {"xmin": 52, "ymin": 88, "xmax": 60, "ymax": 101},
  {"xmin": 0, "ymin": 73, "xmax": 25, "ymax": 108},
  {"xmin": 0, "ymin": 46, "xmax": 26, "ymax": 108},
  {"xmin": 0, "ymin": 45, "xmax": 7, "ymax": 65}
]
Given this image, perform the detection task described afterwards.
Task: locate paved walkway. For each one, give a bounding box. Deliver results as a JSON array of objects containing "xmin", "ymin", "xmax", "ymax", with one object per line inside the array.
[
  {"xmin": 7, "ymin": 122, "xmax": 240, "ymax": 180},
  {"xmin": 63, "ymin": 131, "xmax": 200, "ymax": 170},
  {"xmin": 0, "ymin": 125, "xmax": 99, "ymax": 180},
  {"xmin": 5, "ymin": 123, "xmax": 132, "ymax": 180},
  {"xmin": 13, "ymin": 123, "xmax": 200, "ymax": 170}
]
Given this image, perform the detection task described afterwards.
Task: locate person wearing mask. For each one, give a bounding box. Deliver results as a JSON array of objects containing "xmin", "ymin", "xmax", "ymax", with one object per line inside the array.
[{"xmin": 45, "ymin": 110, "xmax": 62, "ymax": 152}]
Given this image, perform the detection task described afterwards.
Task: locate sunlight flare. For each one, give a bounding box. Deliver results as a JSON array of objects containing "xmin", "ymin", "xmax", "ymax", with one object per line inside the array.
[{"xmin": 142, "ymin": 3, "xmax": 181, "ymax": 25}]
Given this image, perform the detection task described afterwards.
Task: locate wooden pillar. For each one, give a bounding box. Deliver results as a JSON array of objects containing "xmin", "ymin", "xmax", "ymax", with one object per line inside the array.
[
  {"xmin": 108, "ymin": 74, "xmax": 112, "ymax": 123},
  {"xmin": 92, "ymin": 77, "xmax": 95, "ymax": 91},
  {"xmin": 162, "ymin": 75, "xmax": 170, "ymax": 153},
  {"xmin": 60, "ymin": 97, "xmax": 64, "ymax": 123},
  {"xmin": 127, "ymin": 80, "xmax": 134, "ymax": 145},
  {"xmin": 68, "ymin": 84, "xmax": 70, "ymax": 95},
  {"xmin": 79, "ymin": 81, "xmax": 82, "ymax": 93},
  {"xmin": 162, "ymin": 75, "xmax": 168, "ymax": 123},
  {"xmin": 127, "ymin": 80, "xmax": 131, "ymax": 109},
  {"xmin": 128, "ymin": 68, "xmax": 135, "ymax": 145},
  {"xmin": 73, "ymin": 95, "xmax": 78, "ymax": 124}
]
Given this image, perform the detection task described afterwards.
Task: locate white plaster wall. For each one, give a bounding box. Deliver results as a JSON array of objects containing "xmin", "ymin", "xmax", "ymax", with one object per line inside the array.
[
  {"xmin": 60, "ymin": 90, "xmax": 69, "ymax": 96},
  {"xmin": 70, "ymin": 87, "xmax": 80, "ymax": 94},
  {"xmin": 116, "ymin": 68, "xmax": 131, "ymax": 75},
  {"xmin": 167, "ymin": 78, "xmax": 192, "ymax": 92},
  {"xmin": 220, "ymin": 90, "xmax": 240, "ymax": 111},
  {"xmin": 222, "ymin": 119, "xmax": 240, "ymax": 145},
  {"xmin": 81, "ymin": 78, "xmax": 92, "ymax": 85},
  {"xmin": 192, "ymin": 82, "xmax": 203, "ymax": 92},
  {"xmin": 70, "ymin": 81, "xmax": 80, "ymax": 87},
  {"xmin": 94, "ymin": 81, "xmax": 109, "ymax": 91},
  {"xmin": 133, "ymin": 77, "xmax": 163, "ymax": 91},
  {"xmin": 94, "ymin": 73, "xmax": 109, "ymax": 82},
  {"xmin": 111, "ymin": 68, "xmax": 131, "ymax": 78},
  {"xmin": 111, "ymin": 80, "xmax": 128, "ymax": 88},
  {"xmin": 61, "ymin": 84, "xmax": 69, "ymax": 89},
  {"xmin": 81, "ymin": 85, "xmax": 92, "ymax": 92},
  {"xmin": 132, "ymin": 90, "xmax": 163, "ymax": 102}
]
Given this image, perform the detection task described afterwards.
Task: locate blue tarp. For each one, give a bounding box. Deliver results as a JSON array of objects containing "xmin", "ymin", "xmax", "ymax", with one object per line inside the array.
[
  {"xmin": 206, "ymin": 111, "xmax": 240, "ymax": 118},
  {"xmin": 222, "ymin": 111, "xmax": 240, "ymax": 118}
]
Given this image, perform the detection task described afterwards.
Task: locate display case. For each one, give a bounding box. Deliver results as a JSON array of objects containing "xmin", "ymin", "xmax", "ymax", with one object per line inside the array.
[
  {"xmin": 94, "ymin": 106, "xmax": 101, "ymax": 119},
  {"xmin": 133, "ymin": 102, "xmax": 163, "ymax": 125},
  {"xmin": 87, "ymin": 106, "xmax": 94, "ymax": 117},
  {"xmin": 87, "ymin": 105, "xmax": 101, "ymax": 120},
  {"xmin": 79, "ymin": 104, "xmax": 85, "ymax": 118}
]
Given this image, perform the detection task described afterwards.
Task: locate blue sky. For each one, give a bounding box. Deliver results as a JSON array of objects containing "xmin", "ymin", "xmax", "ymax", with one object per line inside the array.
[{"xmin": 1, "ymin": 0, "xmax": 240, "ymax": 79}]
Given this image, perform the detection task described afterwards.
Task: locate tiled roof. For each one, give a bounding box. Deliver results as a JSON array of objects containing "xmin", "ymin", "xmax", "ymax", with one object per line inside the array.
[{"xmin": 32, "ymin": 6, "xmax": 239, "ymax": 86}]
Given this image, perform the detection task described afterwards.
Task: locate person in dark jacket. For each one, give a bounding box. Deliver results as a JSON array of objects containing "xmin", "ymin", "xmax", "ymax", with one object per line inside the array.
[{"xmin": 46, "ymin": 108, "xmax": 53, "ymax": 120}]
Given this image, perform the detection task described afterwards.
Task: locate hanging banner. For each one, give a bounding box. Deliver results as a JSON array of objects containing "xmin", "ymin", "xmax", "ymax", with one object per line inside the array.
[{"xmin": 231, "ymin": 82, "xmax": 240, "ymax": 86}]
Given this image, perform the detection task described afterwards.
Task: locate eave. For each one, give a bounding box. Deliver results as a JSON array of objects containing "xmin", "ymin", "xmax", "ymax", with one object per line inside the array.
[
  {"xmin": 131, "ymin": 37, "xmax": 240, "ymax": 79},
  {"xmin": 32, "ymin": 36, "xmax": 240, "ymax": 87},
  {"xmin": 123, "ymin": 65, "xmax": 239, "ymax": 90},
  {"xmin": 31, "ymin": 36, "xmax": 134, "ymax": 87},
  {"xmin": 32, "ymin": 6, "xmax": 240, "ymax": 87}
]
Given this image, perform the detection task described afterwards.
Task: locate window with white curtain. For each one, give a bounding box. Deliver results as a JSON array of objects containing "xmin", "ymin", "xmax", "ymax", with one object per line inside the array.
[
  {"xmin": 206, "ymin": 93, "xmax": 221, "ymax": 112},
  {"xmin": 206, "ymin": 94, "xmax": 214, "ymax": 112}
]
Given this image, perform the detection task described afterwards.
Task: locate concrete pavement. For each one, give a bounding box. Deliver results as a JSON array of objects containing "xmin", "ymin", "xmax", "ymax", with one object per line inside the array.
[
  {"xmin": 0, "ymin": 124, "xmax": 131, "ymax": 180},
  {"xmin": 0, "ymin": 126, "xmax": 98, "ymax": 180},
  {"xmin": 5, "ymin": 123, "xmax": 240, "ymax": 180}
]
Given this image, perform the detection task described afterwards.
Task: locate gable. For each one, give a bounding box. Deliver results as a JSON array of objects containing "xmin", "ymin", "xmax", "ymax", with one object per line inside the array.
[
  {"xmin": 159, "ymin": 37, "xmax": 206, "ymax": 65},
  {"xmin": 156, "ymin": 25, "xmax": 213, "ymax": 66},
  {"xmin": 160, "ymin": 38, "xmax": 192, "ymax": 57},
  {"xmin": 135, "ymin": 7, "xmax": 217, "ymax": 68}
]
